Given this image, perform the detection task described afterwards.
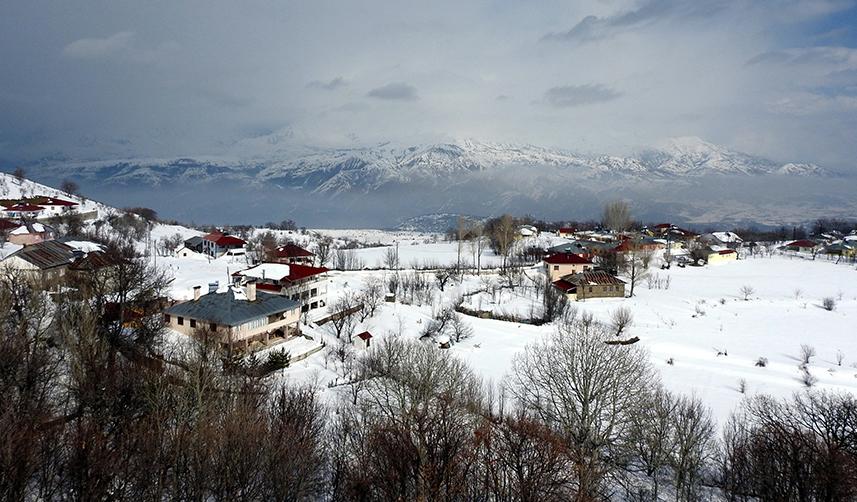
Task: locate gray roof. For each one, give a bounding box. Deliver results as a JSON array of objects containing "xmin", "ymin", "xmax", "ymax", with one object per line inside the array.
[
  {"xmin": 165, "ymin": 289, "xmax": 299, "ymax": 327},
  {"xmin": 7, "ymin": 240, "xmax": 75, "ymax": 270},
  {"xmin": 184, "ymin": 236, "xmax": 203, "ymax": 247}
]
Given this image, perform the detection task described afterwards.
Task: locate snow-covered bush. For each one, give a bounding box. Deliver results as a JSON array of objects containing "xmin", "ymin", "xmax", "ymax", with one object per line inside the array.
[
  {"xmin": 822, "ymin": 297, "xmax": 836, "ymax": 311},
  {"xmin": 755, "ymin": 357, "xmax": 768, "ymax": 368}
]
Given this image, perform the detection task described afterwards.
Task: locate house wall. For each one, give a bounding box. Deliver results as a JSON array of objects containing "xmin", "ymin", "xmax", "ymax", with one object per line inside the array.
[
  {"xmin": 8, "ymin": 232, "xmax": 50, "ymax": 245},
  {"xmin": 546, "ymin": 262, "xmax": 591, "ymax": 282},
  {"xmin": 707, "ymin": 252, "xmax": 737, "ymax": 265},
  {"xmin": 577, "ymin": 283, "xmax": 625, "ymax": 301},
  {"xmin": 166, "ymin": 307, "xmax": 301, "ymax": 346}
]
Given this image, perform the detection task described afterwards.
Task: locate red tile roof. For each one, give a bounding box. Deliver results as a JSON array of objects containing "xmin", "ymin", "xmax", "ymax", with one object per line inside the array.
[
  {"xmin": 552, "ymin": 279, "xmax": 576, "ymax": 292},
  {"xmin": 4, "ymin": 203, "xmax": 44, "ymax": 212},
  {"xmin": 202, "ymin": 231, "xmax": 245, "ymax": 247},
  {"xmin": 557, "ymin": 227, "xmax": 576, "ymax": 234},
  {"xmin": 356, "ymin": 331, "xmax": 372, "ymax": 341},
  {"xmin": 786, "ymin": 239, "xmax": 818, "ymax": 248},
  {"xmin": 718, "ymin": 249, "xmax": 737, "ymax": 255},
  {"xmin": 285, "ymin": 263, "xmax": 328, "ymax": 281},
  {"xmin": 544, "ymin": 253, "xmax": 592, "ymax": 265},
  {"xmin": 274, "ymin": 243, "xmax": 314, "ymax": 258},
  {"xmin": 32, "ymin": 197, "xmax": 77, "ymax": 207},
  {"xmin": 256, "ymin": 283, "xmax": 282, "ymax": 292}
]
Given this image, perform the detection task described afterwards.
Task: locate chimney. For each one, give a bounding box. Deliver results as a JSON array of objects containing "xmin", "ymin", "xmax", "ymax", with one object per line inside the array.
[
  {"xmin": 246, "ymin": 281, "xmax": 257, "ymax": 302},
  {"xmin": 193, "ymin": 285, "xmax": 201, "ymax": 301}
]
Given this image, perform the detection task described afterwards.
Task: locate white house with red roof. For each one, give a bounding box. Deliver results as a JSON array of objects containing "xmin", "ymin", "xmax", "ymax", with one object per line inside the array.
[
  {"xmin": 0, "ymin": 196, "xmax": 78, "ymax": 219},
  {"xmin": 201, "ymin": 230, "xmax": 246, "ymax": 258},
  {"xmin": 233, "ymin": 262, "xmax": 329, "ymax": 313},
  {"xmin": 544, "ymin": 252, "xmax": 594, "ymax": 281},
  {"xmin": 1, "ymin": 202, "xmax": 45, "ymax": 219}
]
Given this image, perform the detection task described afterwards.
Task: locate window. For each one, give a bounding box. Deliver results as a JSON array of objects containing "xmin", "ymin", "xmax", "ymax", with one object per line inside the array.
[
  {"xmin": 164, "ymin": 314, "xmax": 170, "ymax": 323},
  {"xmin": 190, "ymin": 319, "xmax": 196, "ymax": 328},
  {"xmin": 210, "ymin": 323, "xmax": 217, "ymax": 332},
  {"xmin": 588, "ymin": 287, "xmax": 593, "ymax": 293},
  {"xmin": 178, "ymin": 317, "xmax": 184, "ymax": 326},
  {"xmin": 553, "ymin": 265, "xmax": 559, "ymax": 270},
  {"xmin": 310, "ymin": 288, "xmax": 317, "ymax": 296}
]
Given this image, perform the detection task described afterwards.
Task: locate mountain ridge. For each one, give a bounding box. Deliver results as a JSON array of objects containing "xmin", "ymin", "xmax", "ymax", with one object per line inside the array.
[{"xmin": 22, "ymin": 137, "xmax": 830, "ymax": 194}]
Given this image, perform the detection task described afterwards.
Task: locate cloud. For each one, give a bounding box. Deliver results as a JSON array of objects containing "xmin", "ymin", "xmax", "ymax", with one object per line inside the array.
[
  {"xmin": 542, "ymin": 84, "xmax": 621, "ymax": 107},
  {"xmin": 747, "ymin": 46, "xmax": 857, "ymax": 67},
  {"xmin": 62, "ymin": 31, "xmax": 134, "ymax": 59},
  {"xmin": 307, "ymin": 76, "xmax": 347, "ymax": 90},
  {"xmin": 366, "ymin": 82, "xmax": 418, "ymax": 101},
  {"xmin": 543, "ymin": 0, "xmax": 722, "ymax": 43}
]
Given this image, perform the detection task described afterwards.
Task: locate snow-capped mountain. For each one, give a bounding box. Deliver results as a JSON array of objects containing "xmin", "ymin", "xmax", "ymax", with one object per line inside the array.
[
  {"xmin": 12, "ymin": 137, "xmax": 847, "ymax": 228},
  {"xmin": 27, "ymin": 137, "xmax": 828, "ymax": 195}
]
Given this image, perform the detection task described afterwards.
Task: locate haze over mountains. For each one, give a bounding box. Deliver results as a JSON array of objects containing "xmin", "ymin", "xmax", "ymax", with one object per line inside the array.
[{"xmin": 15, "ymin": 136, "xmax": 853, "ymax": 229}]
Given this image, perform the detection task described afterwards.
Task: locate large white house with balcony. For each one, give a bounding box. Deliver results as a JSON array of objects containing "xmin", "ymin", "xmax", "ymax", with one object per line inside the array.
[{"xmin": 232, "ymin": 262, "xmax": 329, "ymax": 313}]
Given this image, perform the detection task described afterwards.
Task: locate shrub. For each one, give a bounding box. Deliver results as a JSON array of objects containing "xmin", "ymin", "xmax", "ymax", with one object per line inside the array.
[
  {"xmin": 266, "ymin": 349, "xmax": 291, "ymax": 371},
  {"xmin": 822, "ymin": 297, "xmax": 836, "ymax": 311},
  {"xmin": 755, "ymin": 357, "xmax": 768, "ymax": 368},
  {"xmin": 800, "ymin": 344, "xmax": 816, "ymax": 365},
  {"xmin": 801, "ymin": 368, "xmax": 817, "ymax": 387}
]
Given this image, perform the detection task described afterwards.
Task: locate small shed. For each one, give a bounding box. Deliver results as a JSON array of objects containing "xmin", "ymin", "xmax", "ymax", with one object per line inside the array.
[{"xmin": 355, "ymin": 331, "xmax": 373, "ymax": 349}]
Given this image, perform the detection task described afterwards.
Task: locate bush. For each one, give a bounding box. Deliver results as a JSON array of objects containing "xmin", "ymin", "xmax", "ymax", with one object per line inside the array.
[
  {"xmin": 755, "ymin": 357, "xmax": 768, "ymax": 368},
  {"xmin": 266, "ymin": 349, "xmax": 291, "ymax": 371},
  {"xmin": 822, "ymin": 297, "xmax": 836, "ymax": 311}
]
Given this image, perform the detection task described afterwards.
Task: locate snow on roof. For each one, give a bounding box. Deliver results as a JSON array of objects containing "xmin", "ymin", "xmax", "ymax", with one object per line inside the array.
[
  {"xmin": 63, "ymin": 240, "xmax": 105, "ymax": 253},
  {"xmin": 711, "ymin": 231, "xmax": 742, "ymax": 243},
  {"xmin": 237, "ymin": 263, "xmax": 291, "ymax": 281}
]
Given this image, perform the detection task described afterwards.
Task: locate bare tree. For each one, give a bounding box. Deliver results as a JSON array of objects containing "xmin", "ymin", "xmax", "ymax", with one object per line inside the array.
[
  {"xmin": 383, "ymin": 245, "xmax": 399, "ymax": 271},
  {"xmin": 670, "ymin": 395, "xmax": 716, "ymax": 501},
  {"xmin": 468, "ymin": 220, "xmax": 486, "ymax": 275},
  {"xmin": 630, "ymin": 387, "xmax": 677, "ymax": 499},
  {"xmin": 314, "ymin": 236, "xmax": 333, "ymax": 267},
  {"xmin": 740, "ymin": 285, "xmax": 755, "ymax": 301},
  {"xmin": 492, "ymin": 214, "xmax": 518, "ymax": 270},
  {"xmin": 60, "ymin": 179, "xmax": 80, "ymax": 196},
  {"xmin": 359, "ymin": 276, "xmax": 384, "ymax": 320},
  {"xmin": 610, "ymin": 306, "xmax": 634, "ymax": 338},
  {"xmin": 800, "ymin": 344, "xmax": 817, "ymax": 365},
  {"xmin": 602, "ymin": 200, "xmax": 631, "ymax": 234},
  {"xmin": 510, "ymin": 318, "xmax": 656, "ymax": 499},
  {"xmin": 434, "ymin": 265, "xmax": 458, "ymax": 292},
  {"xmin": 624, "ymin": 237, "xmax": 650, "ymax": 298},
  {"xmin": 326, "ymin": 293, "xmax": 360, "ymax": 341}
]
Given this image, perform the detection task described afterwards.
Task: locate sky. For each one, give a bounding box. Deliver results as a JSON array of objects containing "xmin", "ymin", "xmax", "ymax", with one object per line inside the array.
[{"xmin": 1, "ymin": 0, "xmax": 857, "ymax": 170}]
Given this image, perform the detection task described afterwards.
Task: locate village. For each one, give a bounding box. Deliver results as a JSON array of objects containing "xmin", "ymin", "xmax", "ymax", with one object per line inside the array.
[{"xmin": 1, "ymin": 173, "xmax": 856, "ymax": 427}]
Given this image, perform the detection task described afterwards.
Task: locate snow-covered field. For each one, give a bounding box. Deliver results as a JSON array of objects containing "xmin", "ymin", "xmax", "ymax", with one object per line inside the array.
[{"xmin": 157, "ymin": 234, "xmax": 857, "ymax": 426}]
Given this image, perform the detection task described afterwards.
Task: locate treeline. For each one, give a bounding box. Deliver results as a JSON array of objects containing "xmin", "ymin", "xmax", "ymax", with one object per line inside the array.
[{"xmin": 3, "ymin": 257, "xmax": 856, "ymax": 500}]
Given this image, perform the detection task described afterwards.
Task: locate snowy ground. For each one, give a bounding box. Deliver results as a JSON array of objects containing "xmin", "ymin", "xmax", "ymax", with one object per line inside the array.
[{"xmin": 157, "ymin": 234, "xmax": 857, "ymax": 426}]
